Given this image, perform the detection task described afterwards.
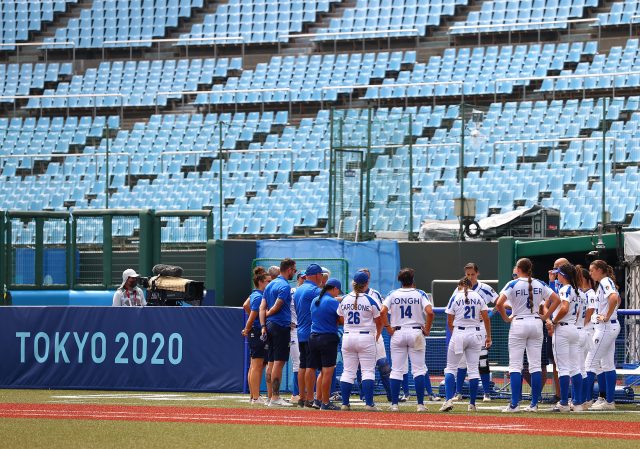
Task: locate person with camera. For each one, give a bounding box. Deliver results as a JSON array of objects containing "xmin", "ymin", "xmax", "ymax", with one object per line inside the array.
[{"xmin": 112, "ymin": 268, "xmax": 146, "ymax": 307}]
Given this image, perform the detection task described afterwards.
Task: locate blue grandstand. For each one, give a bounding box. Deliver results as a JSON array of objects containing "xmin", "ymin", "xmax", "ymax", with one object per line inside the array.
[{"xmin": 1, "ymin": 0, "xmax": 639, "ymax": 242}]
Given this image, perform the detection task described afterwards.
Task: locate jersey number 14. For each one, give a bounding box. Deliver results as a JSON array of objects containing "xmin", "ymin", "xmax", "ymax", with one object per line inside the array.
[{"xmin": 400, "ymin": 305, "xmax": 413, "ymax": 319}]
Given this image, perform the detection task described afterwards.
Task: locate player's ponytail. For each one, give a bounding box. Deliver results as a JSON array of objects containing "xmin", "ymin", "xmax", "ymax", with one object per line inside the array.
[
  {"xmin": 316, "ymin": 284, "xmax": 331, "ymax": 306},
  {"xmin": 590, "ymin": 259, "xmax": 617, "ymax": 289},
  {"xmin": 458, "ymin": 277, "xmax": 472, "ymax": 304},
  {"xmin": 352, "ymin": 278, "xmax": 367, "ymax": 309},
  {"xmin": 559, "ymin": 263, "xmax": 579, "ymax": 294},
  {"xmin": 516, "ymin": 258, "xmax": 534, "ymax": 313}
]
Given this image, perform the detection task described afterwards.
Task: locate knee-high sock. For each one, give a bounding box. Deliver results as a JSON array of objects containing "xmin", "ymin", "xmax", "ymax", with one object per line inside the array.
[
  {"xmin": 293, "ymin": 372, "xmax": 299, "ymax": 396},
  {"xmin": 456, "ymin": 368, "xmax": 467, "ymax": 395},
  {"xmin": 571, "ymin": 374, "xmax": 583, "ymax": 405},
  {"xmin": 530, "ymin": 371, "xmax": 542, "ymax": 407},
  {"xmin": 480, "ymin": 373, "xmax": 492, "ymax": 395},
  {"xmin": 581, "ymin": 374, "xmax": 590, "ymax": 403},
  {"xmin": 605, "ymin": 370, "xmax": 617, "ymax": 403},
  {"xmin": 376, "ymin": 359, "xmax": 392, "ymax": 401},
  {"xmin": 339, "ymin": 381, "xmax": 353, "ymax": 406},
  {"xmin": 559, "ymin": 375, "xmax": 570, "ymax": 406},
  {"xmin": 584, "ymin": 372, "xmax": 596, "ymax": 401},
  {"xmin": 390, "ymin": 378, "xmax": 402, "ymax": 405},
  {"xmin": 402, "ymin": 373, "xmax": 410, "ymax": 396},
  {"xmin": 597, "ymin": 372, "xmax": 607, "ymax": 398},
  {"xmin": 362, "ymin": 380, "xmax": 375, "ymax": 407},
  {"xmin": 469, "ymin": 378, "xmax": 479, "ymax": 405},
  {"xmin": 444, "ymin": 373, "xmax": 456, "ymax": 401},
  {"xmin": 510, "ymin": 372, "xmax": 522, "ymax": 407},
  {"xmin": 425, "ymin": 372, "xmax": 435, "ymax": 396},
  {"xmin": 414, "ymin": 375, "xmax": 425, "ymax": 405}
]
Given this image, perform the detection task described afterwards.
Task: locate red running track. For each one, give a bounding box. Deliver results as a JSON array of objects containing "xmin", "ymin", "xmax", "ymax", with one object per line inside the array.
[{"xmin": 0, "ymin": 403, "xmax": 638, "ymax": 440}]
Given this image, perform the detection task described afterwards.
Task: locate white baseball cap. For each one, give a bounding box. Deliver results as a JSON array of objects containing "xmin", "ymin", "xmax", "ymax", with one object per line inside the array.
[{"xmin": 120, "ymin": 268, "xmax": 140, "ymax": 288}]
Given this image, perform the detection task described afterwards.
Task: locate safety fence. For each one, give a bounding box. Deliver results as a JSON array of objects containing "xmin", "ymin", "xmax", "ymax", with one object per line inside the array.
[{"xmin": 0, "ymin": 209, "xmax": 213, "ymax": 293}]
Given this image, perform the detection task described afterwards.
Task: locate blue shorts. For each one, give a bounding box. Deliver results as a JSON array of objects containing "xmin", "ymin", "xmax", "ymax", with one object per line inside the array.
[
  {"xmin": 308, "ymin": 332, "xmax": 339, "ymax": 369},
  {"xmin": 248, "ymin": 327, "xmax": 266, "ymax": 359},
  {"xmin": 267, "ymin": 321, "xmax": 291, "ymax": 362}
]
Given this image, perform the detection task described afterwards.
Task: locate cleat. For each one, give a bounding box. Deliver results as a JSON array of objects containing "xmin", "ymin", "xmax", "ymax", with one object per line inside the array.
[
  {"xmin": 399, "ymin": 394, "xmax": 410, "ymax": 403},
  {"xmin": 312, "ymin": 399, "xmax": 322, "ymax": 409},
  {"xmin": 572, "ymin": 404, "xmax": 584, "ymax": 412},
  {"xmin": 329, "ymin": 393, "xmax": 342, "ymax": 402},
  {"xmin": 304, "ymin": 400, "xmax": 315, "ymax": 408},
  {"xmin": 592, "ymin": 397, "xmax": 606, "ymax": 407},
  {"xmin": 289, "ymin": 395, "xmax": 300, "ymax": 403},
  {"xmin": 364, "ymin": 405, "xmax": 381, "ymax": 412},
  {"xmin": 389, "ymin": 404, "xmax": 399, "ymax": 412},
  {"xmin": 439, "ymin": 400, "xmax": 454, "ymax": 412},
  {"xmin": 582, "ymin": 400, "xmax": 593, "ymax": 410},
  {"xmin": 268, "ymin": 398, "xmax": 293, "ymax": 407},
  {"xmin": 468, "ymin": 404, "xmax": 477, "ymax": 412},
  {"xmin": 483, "ymin": 394, "xmax": 492, "ymax": 402},
  {"xmin": 297, "ymin": 399, "xmax": 305, "ymax": 407},
  {"xmin": 452, "ymin": 393, "xmax": 463, "ymax": 402},
  {"xmin": 502, "ymin": 404, "xmax": 520, "ymax": 413},
  {"xmin": 340, "ymin": 404, "xmax": 351, "ymax": 411},
  {"xmin": 552, "ymin": 404, "xmax": 571, "ymax": 412},
  {"xmin": 523, "ymin": 405, "xmax": 538, "ymax": 412},
  {"xmin": 320, "ymin": 402, "xmax": 340, "ymax": 411},
  {"xmin": 264, "ymin": 398, "xmax": 271, "ymax": 407},
  {"xmin": 416, "ymin": 404, "xmax": 428, "ymax": 412},
  {"xmin": 590, "ymin": 401, "xmax": 615, "ymax": 411}
]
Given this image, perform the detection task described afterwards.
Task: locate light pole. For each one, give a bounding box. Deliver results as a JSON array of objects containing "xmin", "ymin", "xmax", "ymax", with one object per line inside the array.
[{"xmin": 217, "ymin": 122, "xmax": 226, "ymax": 240}]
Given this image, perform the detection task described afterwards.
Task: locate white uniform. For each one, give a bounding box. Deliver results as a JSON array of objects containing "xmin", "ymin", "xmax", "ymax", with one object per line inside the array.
[
  {"xmin": 552, "ymin": 284, "xmax": 581, "ymax": 377},
  {"xmin": 500, "ymin": 278, "xmax": 554, "ymax": 373},
  {"xmin": 112, "ymin": 287, "xmax": 146, "ymax": 306},
  {"xmin": 289, "ymin": 288, "xmax": 300, "ymax": 372},
  {"xmin": 585, "ymin": 277, "xmax": 620, "ymax": 373},
  {"xmin": 338, "ymin": 291, "xmax": 380, "ymax": 383},
  {"xmin": 383, "ymin": 288, "xmax": 431, "ymax": 381},
  {"xmin": 366, "ymin": 287, "xmax": 387, "ymax": 361},
  {"xmin": 578, "ymin": 287, "xmax": 597, "ymax": 376},
  {"xmin": 450, "ymin": 282, "xmax": 498, "ymax": 369},
  {"xmin": 445, "ymin": 289, "xmax": 488, "ymax": 380}
]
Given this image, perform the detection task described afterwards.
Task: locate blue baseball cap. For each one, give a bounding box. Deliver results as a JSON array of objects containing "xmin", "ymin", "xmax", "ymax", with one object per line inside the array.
[
  {"xmin": 353, "ymin": 271, "xmax": 369, "ymax": 284},
  {"xmin": 306, "ymin": 263, "xmax": 322, "ymax": 276},
  {"xmin": 325, "ymin": 278, "xmax": 342, "ymax": 294}
]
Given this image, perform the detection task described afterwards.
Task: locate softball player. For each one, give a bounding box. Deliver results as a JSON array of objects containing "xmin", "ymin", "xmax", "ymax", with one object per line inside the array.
[
  {"xmin": 381, "ymin": 268, "xmax": 434, "ymax": 412},
  {"xmin": 453, "ymin": 263, "xmax": 498, "ymax": 402},
  {"xmin": 548, "ymin": 263, "xmax": 583, "ymax": 412},
  {"xmin": 338, "ymin": 271, "xmax": 382, "ymax": 411},
  {"xmin": 576, "ymin": 265, "xmax": 599, "ymax": 405},
  {"xmin": 357, "ymin": 268, "xmax": 393, "ymax": 402},
  {"xmin": 495, "ymin": 258, "xmax": 560, "ymax": 412},
  {"xmin": 583, "ymin": 260, "xmax": 621, "ymax": 411},
  {"xmin": 241, "ymin": 267, "xmax": 271, "ymax": 404},
  {"xmin": 440, "ymin": 277, "xmax": 492, "ymax": 412}
]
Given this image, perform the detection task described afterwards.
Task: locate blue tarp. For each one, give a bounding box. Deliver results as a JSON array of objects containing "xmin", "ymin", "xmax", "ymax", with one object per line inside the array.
[{"xmin": 256, "ymin": 238, "xmax": 401, "ymax": 295}]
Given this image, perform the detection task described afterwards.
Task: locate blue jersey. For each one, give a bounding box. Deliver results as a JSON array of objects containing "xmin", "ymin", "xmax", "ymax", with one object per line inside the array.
[
  {"xmin": 294, "ymin": 280, "xmax": 321, "ymax": 342},
  {"xmin": 263, "ymin": 275, "xmax": 292, "ymax": 327},
  {"xmin": 249, "ymin": 289, "xmax": 263, "ymax": 329},
  {"xmin": 310, "ymin": 293, "xmax": 340, "ymax": 335}
]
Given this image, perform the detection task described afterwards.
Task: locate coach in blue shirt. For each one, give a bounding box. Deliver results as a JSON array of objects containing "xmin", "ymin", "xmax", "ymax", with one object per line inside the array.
[
  {"xmin": 293, "ymin": 263, "xmax": 323, "ymax": 407},
  {"xmin": 261, "ymin": 258, "xmax": 297, "ymax": 407},
  {"xmin": 309, "ymin": 278, "xmax": 343, "ymax": 410}
]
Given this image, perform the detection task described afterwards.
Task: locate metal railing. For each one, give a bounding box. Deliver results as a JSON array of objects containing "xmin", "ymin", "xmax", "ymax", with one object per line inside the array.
[
  {"xmin": 494, "ymin": 70, "xmax": 640, "ymax": 101},
  {"xmin": 281, "ymin": 28, "xmax": 420, "ymax": 52},
  {"xmin": 103, "ymin": 36, "xmax": 245, "ymax": 59},
  {"xmin": 0, "ymin": 41, "xmax": 76, "ymax": 65},
  {"xmin": 0, "ymin": 92, "xmax": 125, "ymax": 118},
  {"xmin": 448, "ymin": 17, "xmax": 601, "ymax": 46},
  {"xmin": 156, "ymin": 87, "xmax": 292, "ymax": 115}
]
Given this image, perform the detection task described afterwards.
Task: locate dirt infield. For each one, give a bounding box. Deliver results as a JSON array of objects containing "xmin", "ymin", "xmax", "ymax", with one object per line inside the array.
[{"xmin": 1, "ymin": 402, "xmax": 638, "ymax": 440}]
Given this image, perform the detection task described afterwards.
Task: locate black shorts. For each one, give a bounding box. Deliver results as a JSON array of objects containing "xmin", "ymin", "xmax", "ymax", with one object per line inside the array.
[
  {"xmin": 267, "ymin": 321, "xmax": 291, "ymax": 362},
  {"xmin": 298, "ymin": 341, "xmax": 310, "ymax": 369},
  {"xmin": 542, "ymin": 323, "xmax": 552, "ymax": 365},
  {"xmin": 248, "ymin": 327, "xmax": 266, "ymax": 359},
  {"xmin": 308, "ymin": 332, "xmax": 339, "ymax": 369}
]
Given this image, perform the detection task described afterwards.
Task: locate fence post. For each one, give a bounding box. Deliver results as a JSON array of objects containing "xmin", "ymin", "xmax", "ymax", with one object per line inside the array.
[
  {"xmin": 206, "ymin": 211, "xmax": 214, "ymax": 241},
  {"xmin": 139, "ymin": 209, "xmax": 155, "ymax": 279},
  {"xmin": 70, "ymin": 214, "xmax": 77, "ymax": 289},
  {"xmin": 66, "ymin": 216, "xmax": 73, "ymax": 288},
  {"xmin": 34, "ymin": 217, "xmax": 44, "ymax": 288},
  {"xmin": 103, "ymin": 214, "xmax": 113, "ymax": 289}
]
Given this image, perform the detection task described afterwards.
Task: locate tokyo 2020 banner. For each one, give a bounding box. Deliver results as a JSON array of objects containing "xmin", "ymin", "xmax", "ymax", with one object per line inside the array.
[{"xmin": 0, "ymin": 306, "xmax": 245, "ymax": 392}]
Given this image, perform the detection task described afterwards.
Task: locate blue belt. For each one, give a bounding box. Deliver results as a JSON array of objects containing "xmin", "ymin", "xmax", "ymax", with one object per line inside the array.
[
  {"xmin": 344, "ymin": 331, "xmax": 370, "ymax": 334},
  {"xmin": 394, "ymin": 326, "xmax": 422, "ymax": 330},
  {"xmin": 457, "ymin": 326, "xmax": 480, "ymax": 331},
  {"xmin": 597, "ymin": 319, "xmax": 618, "ymax": 324},
  {"xmin": 557, "ymin": 322, "xmax": 568, "ymax": 326},
  {"xmin": 610, "ymin": 319, "xmax": 617, "ymax": 324}
]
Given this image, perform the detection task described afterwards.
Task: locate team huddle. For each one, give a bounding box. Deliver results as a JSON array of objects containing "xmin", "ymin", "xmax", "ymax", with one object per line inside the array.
[{"xmin": 241, "ymin": 256, "xmax": 621, "ymax": 412}]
